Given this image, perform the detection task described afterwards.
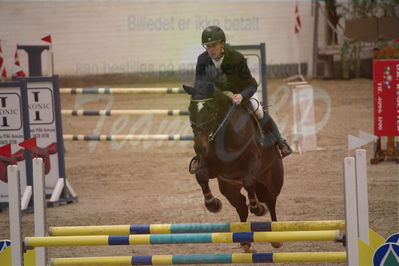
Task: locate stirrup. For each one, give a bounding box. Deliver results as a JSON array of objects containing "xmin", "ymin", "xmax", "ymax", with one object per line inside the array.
[{"xmin": 189, "ymin": 156, "xmax": 200, "ymax": 174}]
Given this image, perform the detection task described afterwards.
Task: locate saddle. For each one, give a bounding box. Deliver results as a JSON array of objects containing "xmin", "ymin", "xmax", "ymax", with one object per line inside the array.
[
  {"xmin": 219, "ymin": 90, "xmax": 271, "ymax": 147},
  {"xmin": 243, "ymin": 99, "xmax": 281, "ymax": 150},
  {"xmin": 242, "ymin": 101, "xmax": 265, "ymax": 147}
]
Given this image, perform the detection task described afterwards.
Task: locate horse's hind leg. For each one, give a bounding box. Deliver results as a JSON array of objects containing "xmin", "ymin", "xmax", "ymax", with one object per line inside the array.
[
  {"xmin": 217, "ymin": 179, "xmax": 248, "ymax": 222},
  {"xmin": 255, "ymin": 182, "xmax": 283, "ymax": 248},
  {"xmin": 217, "ymin": 179, "xmax": 253, "ymax": 253},
  {"xmin": 243, "ymin": 175, "xmax": 268, "ymax": 217},
  {"xmin": 255, "ymin": 183, "xmax": 277, "ymax": 220}
]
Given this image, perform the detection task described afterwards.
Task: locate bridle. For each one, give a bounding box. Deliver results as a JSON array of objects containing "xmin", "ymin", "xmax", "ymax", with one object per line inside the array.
[
  {"xmin": 189, "ymin": 98, "xmax": 219, "ymax": 142},
  {"xmin": 190, "ymin": 98, "xmax": 237, "ymax": 143}
]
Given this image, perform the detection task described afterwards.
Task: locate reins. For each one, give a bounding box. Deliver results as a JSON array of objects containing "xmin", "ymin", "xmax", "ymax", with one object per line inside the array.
[
  {"xmin": 208, "ymin": 104, "xmax": 237, "ymax": 142},
  {"xmin": 190, "ymin": 97, "xmax": 239, "ymax": 143}
]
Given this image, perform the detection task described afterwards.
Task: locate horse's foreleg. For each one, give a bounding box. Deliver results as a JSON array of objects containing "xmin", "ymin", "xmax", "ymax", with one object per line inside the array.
[
  {"xmin": 243, "ymin": 175, "xmax": 267, "ymax": 216},
  {"xmin": 195, "ymin": 168, "xmax": 222, "ymax": 213}
]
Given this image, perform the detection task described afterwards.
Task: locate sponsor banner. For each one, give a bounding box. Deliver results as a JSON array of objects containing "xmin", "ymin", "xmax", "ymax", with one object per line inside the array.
[
  {"xmin": 0, "ymin": 81, "xmax": 31, "ymax": 204},
  {"xmin": 15, "ymin": 76, "xmax": 66, "ymax": 194},
  {"xmin": 373, "ymin": 60, "xmax": 399, "ymax": 136}
]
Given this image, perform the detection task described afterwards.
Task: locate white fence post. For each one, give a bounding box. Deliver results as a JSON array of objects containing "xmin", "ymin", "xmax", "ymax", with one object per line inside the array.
[
  {"xmin": 343, "ymin": 156, "xmax": 359, "ymax": 266},
  {"xmin": 8, "ymin": 165, "xmax": 24, "ymax": 266},
  {"xmin": 33, "ymin": 158, "xmax": 47, "ymax": 265},
  {"xmin": 355, "ymin": 149, "xmax": 369, "ymax": 244}
]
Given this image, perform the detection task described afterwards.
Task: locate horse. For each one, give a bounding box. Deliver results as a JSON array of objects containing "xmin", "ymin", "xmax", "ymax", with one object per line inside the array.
[{"xmin": 183, "ymin": 83, "xmax": 284, "ymax": 251}]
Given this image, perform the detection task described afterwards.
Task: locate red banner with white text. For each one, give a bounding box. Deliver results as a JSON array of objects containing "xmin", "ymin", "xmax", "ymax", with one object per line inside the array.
[{"xmin": 373, "ymin": 59, "xmax": 399, "ymax": 136}]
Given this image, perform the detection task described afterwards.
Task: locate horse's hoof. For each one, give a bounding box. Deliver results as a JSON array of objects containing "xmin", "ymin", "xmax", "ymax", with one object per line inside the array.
[
  {"xmin": 250, "ymin": 203, "xmax": 268, "ymax": 216},
  {"xmin": 271, "ymin": 242, "xmax": 283, "ymax": 248},
  {"xmin": 240, "ymin": 242, "xmax": 253, "ymax": 253},
  {"xmin": 205, "ymin": 198, "xmax": 222, "ymax": 213}
]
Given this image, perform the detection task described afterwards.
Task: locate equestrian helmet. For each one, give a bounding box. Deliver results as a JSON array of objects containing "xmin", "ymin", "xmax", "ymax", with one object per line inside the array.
[{"xmin": 202, "ymin": 25, "xmax": 226, "ymax": 45}]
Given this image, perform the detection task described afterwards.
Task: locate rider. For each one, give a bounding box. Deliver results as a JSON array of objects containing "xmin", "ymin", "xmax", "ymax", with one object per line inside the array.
[{"xmin": 189, "ymin": 25, "xmax": 292, "ymax": 174}]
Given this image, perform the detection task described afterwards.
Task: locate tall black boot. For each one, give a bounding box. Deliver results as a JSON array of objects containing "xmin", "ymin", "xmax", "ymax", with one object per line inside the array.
[{"xmin": 259, "ymin": 112, "xmax": 292, "ymax": 158}]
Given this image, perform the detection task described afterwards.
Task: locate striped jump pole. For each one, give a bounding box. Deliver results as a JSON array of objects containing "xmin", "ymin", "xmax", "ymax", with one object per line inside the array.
[
  {"xmin": 63, "ymin": 134, "xmax": 194, "ymax": 141},
  {"xmin": 61, "ymin": 109, "xmax": 189, "ymax": 116},
  {"xmin": 51, "ymin": 252, "xmax": 347, "ymax": 265},
  {"xmin": 49, "ymin": 220, "xmax": 345, "ymax": 236},
  {"xmin": 24, "ymin": 230, "xmax": 342, "ymax": 247},
  {"xmin": 60, "ymin": 88, "xmax": 186, "ymax": 94}
]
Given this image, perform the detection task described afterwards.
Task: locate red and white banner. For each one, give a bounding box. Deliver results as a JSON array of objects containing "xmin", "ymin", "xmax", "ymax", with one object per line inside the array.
[
  {"xmin": 373, "ymin": 59, "xmax": 399, "ymax": 136},
  {"xmin": 0, "ymin": 44, "xmax": 6, "ymax": 79},
  {"xmin": 13, "ymin": 50, "xmax": 26, "ymax": 77}
]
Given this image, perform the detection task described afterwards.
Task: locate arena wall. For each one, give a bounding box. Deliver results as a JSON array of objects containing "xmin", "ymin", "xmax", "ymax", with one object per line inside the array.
[{"xmin": 0, "ymin": 1, "xmax": 327, "ymax": 78}]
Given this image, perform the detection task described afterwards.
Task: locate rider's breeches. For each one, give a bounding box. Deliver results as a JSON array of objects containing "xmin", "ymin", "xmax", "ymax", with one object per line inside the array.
[
  {"xmin": 250, "ymin": 92, "xmax": 282, "ymax": 141},
  {"xmin": 250, "ymin": 92, "xmax": 264, "ymax": 119}
]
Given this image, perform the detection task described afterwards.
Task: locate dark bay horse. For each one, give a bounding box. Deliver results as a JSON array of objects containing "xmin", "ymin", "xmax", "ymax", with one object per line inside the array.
[{"xmin": 183, "ymin": 83, "xmax": 284, "ymax": 251}]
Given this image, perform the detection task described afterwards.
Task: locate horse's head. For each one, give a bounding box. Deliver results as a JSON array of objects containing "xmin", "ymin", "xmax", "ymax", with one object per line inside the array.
[{"xmin": 183, "ymin": 82, "xmax": 231, "ymax": 157}]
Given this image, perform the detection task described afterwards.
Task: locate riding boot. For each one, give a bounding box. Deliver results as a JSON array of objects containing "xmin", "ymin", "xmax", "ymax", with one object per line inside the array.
[{"xmin": 259, "ymin": 111, "xmax": 292, "ymax": 158}]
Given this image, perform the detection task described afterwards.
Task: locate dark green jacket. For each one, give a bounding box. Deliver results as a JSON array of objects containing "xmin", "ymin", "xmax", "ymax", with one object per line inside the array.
[{"xmin": 195, "ymin": 46, "xmax": 258, "ymax": 100}]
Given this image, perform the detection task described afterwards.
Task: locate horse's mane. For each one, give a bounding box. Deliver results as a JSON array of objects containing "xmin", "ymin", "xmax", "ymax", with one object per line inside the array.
[
  {"xmin": 185, "ymin": 81, "xmax": 251, "ymax": 128},
  {"xmin": 212, "ymin": 88, "xmax": 234, "ymax": 117}
]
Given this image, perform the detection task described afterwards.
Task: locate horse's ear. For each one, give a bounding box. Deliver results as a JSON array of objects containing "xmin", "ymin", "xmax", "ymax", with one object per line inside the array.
[
  {"xmin": 182, "ymin": 85, "xmax": 195, "ymax": 95},
  {"xmin": 212, "ymin": 86, "xmax": 231, "ymax": 108},
  {"xmin": 205, "ymin": 83, "xmax": 215, "ymax": 96}
]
